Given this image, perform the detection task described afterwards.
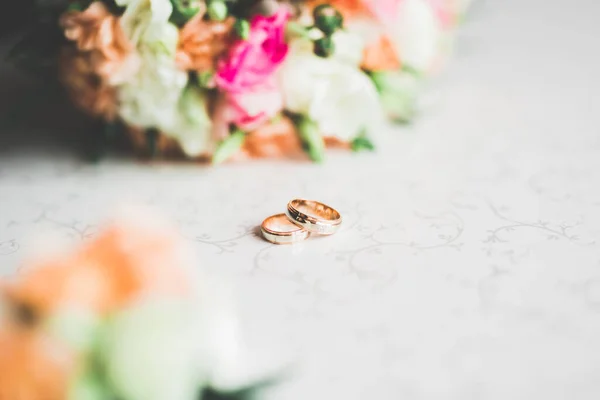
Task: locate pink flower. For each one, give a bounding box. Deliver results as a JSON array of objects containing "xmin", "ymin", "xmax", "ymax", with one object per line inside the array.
[
  {"xmin": 215, "ymin": 8, "xmax": 290, "ymax": 93},
  {"xmin": 363, "ymin": 0, "xmax": 402, "ymax": 26},
  {"xmin": 422, "ymin": 0, "xmax": 456, "ymax": 28},
  {"xmin": 213, "ymin": 78, "xmax": 283, "ymax": 139},
  {"xmin": 363, "ymin": 0, "xmax": 454, "ymax": 29}
]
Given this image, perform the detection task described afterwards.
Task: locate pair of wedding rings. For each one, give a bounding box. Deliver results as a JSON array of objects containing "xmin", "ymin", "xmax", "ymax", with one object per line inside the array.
[{"xmin": 261, "ymin": 199, "xmax": 342, "ymax": 244}]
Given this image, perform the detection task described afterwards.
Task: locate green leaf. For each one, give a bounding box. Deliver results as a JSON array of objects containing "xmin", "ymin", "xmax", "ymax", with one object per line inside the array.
[
  {"xmin": 297, "ymin": 117, "xmax": 325, "ymax": 162},
  {"xmin": 401, "ymin": 65, "xmax": 423, "ymax": 80},
  {"xmin": 369, "ymin": 70, "xmax": 421, "ymax": 123},
  {"xmin": 351, "ymin": 135, "xmax": 375, "ymax": 152},
  {"xmin": 196, "ymin": 71, "xmax": 214, "ymax": 88},
  {"xmin": 212, "ymin": 129, "xmax": 246, "ymax": 164},
  {"xmin": 200, "ymin": 375, "xmax": 282, "ymax": 400},
  {"xmin": 234, "ymin": 18, "xmax": 250, "ymax": 40},
  {"xmin": 285, "ymin": 21, "xmax": 311, "ymax": 40},
  {"xmin": 66, "ymin": 2, "xmax": 84, "ymax": 12}
]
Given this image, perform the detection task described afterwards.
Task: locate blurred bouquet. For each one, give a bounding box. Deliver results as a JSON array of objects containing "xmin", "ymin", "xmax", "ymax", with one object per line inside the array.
[
  {"xmin": 9, "ymin": 0, "xmax": 473, "ymax": 162},
  {"xmin": 0, "ymin": 210, "xmax": 273, "ymax": 400}
]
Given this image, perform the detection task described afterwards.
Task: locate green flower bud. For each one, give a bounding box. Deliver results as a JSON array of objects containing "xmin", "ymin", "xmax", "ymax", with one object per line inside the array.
[
  {"xmin": 234, "ymin": 18, "xmax": 250, "ymax": 40},
  {"xmin": 207, "ymin": 0, "xmax": 228, "ymax": 21},
  {"xmin": 313, "ymin": 4, "xmax": 343, "ymax": 36},
  {"xmin": 314, "ymin": 36, "xmax": 335, "ymax": 58},
  {"xmin": 169, "ymin": 0, "xmax": 202, "ymax": 26}
]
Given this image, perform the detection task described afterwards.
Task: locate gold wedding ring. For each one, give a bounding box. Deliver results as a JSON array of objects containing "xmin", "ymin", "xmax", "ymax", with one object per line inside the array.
[
  {"xmin": 261, "ymin": 213, "xmax": 310, "ymax": 244},
  {"xmin": 285, "ymin": 199, "xmax": 342, "ymax": 235}
]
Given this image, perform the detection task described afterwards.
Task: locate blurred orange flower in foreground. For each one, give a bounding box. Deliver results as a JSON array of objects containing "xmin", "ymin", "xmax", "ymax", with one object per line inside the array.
[
  {"xmin": 3, "ymin": 214, "xmax": 191, "ymax": 316},
  {"xmin": 0, "ymin": 329, "xmax": 73, "ymax": 400},
  {"xmin": 0, "ymin": 210, "xmax": 193, "ymax": 399}
]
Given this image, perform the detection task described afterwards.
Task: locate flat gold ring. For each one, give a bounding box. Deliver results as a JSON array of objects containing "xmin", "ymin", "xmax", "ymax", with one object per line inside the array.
[
  {"xmin": 285, "ymin": 199, "xmax": 342, "ymax": 235},
  {"xmin": 261, "ymin": 213, "xmax": 310, "ymax": 244}
]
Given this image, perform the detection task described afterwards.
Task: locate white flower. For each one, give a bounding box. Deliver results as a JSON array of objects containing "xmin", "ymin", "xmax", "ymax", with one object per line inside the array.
[
  {"xmin": 115, "ymin": 0, "xmax": 213, "ymax": 156},
  {"xmin": 280, "ymin": 47, "xmax": 381, "ymax": 141},
  {"xmin": 119, "ymin": 68, "xmax": 213, "ymax": 156},
  {"xmin": 331, "ymin": 30, "xmax": 365, "ymax": 66},
  {"xmin": 390, "ymin": 0, "xmax": 441, "ymax": 71},
  {"xmin": 116, "ymin": 0, "xmax": 174, "ymax": 46},
  {"xmin": 162, "ymin": 87, "xmax": 213, "ymax": 156},
  {"xmin": 117, "ymin": 54, "xmax": 186, "ymax": 128}
]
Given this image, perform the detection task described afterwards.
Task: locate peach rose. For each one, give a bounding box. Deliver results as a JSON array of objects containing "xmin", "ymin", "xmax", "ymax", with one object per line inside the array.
[
  {"xmin": 3, "ymin": 215, "xmax": 191, "ymax": 317},
  {"xmin": 361, "ymin": 34, "xmax": 401, "ymax": 71},
  {"xmin": 239, "ymin": 117, "xmax": 351, "ymax": 159},
  {"xmin": 240, "ymin": 117, "xmax": 304, "ymax": 159},
  {"xmin": 176, "ymin": 13, "xmax": 235, "ymax": 72},
  {"xmin": 60, "ymin": 1, "xmax": 136, "ymax": 83}
]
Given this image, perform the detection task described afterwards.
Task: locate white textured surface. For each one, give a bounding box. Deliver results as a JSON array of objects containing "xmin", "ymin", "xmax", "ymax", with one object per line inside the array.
[{"xmin": 2, "ymin": 0, "xmax": 600, "ymax": 398}]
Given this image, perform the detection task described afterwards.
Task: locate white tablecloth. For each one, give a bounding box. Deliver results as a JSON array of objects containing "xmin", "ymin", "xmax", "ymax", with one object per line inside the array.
[{"xmin": 2, "ymin": 0, "xmax": 600, "ymax": 398}]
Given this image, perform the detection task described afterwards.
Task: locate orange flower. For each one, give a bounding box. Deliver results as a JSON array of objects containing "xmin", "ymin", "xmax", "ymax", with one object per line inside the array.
[
  {"xmin": 176, "ymin": 13, "xmax": 235, "ymax": 72},
  {"xmin": 237, "ymin": 117, "xmax": 352, "ymax": 160},
  {"xmin": 0, "ymin": 328, "xmax": 73, "ymax": 400},
  {"xmin": 0, "ymin": 212, "xmax": 194, "ymax": 400},
  {"xmin": 58, "ymin": 47, "xmax": 118, "ymax": 120},
  {"xmin": 361, "ymin": 34, "xmax": 401, "ymax": 71},
  {"xmin": 3, "ymin": 215, "xmax": 192, "ymax": 317},
  {"xmin": 60, "ymin": 1, "xmax": 134, "ymax": 81},
  {"xmin": 307, "ymin": 0, "xmax": 371, "ymax": 20},
  {"xmin": 241, "ymin": 117, "xmax": 305, "ymax": 160}
]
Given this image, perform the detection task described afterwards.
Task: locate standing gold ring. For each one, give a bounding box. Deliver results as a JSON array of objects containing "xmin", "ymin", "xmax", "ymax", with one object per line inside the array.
[
  {"xmin": 261, "ymin": 213, "xmax": 310, "ymax": 244},
  {"xmin": 285, "ymin": 199, "xmax": 342, "ymax": 235}
]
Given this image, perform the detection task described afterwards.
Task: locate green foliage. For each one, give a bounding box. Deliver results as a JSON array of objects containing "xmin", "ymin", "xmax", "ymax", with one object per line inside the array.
[
  {"xmin": 169, "ymin": 0, "xmax": 203, "ymax": 26},
  {"xmin": 196, "ymin": 71, "xmax": 215, "ymax": 88},
  {"xmin": 351, "ymin": 133, "xmax": 375, "ymax": 152},
  {"xmin": 199, "ymin": 375, "xmax": 281, "ymax": 400},
  {"xmin": 295, "ymin": 116, "xmax": 325, "ymax": 162},
  {"xmin": 212, "ymin": 129, "xmax": 246, "ymax": 164},
  {"xmin": 369, "ymin": 69, "xmax": 421, "ymax": 124}
]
